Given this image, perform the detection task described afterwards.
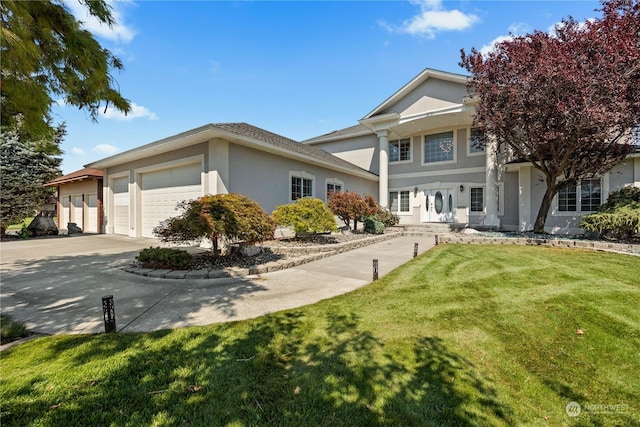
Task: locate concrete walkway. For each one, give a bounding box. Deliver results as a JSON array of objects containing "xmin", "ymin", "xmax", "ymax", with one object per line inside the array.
[{"xmin": 0, "ymin": 233, "xmax": 437, "ymax": 336}]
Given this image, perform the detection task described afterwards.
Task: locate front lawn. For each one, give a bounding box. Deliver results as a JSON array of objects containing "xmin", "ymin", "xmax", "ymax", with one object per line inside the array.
[{"xmin": 1, "ymin": 245, "xmax": 638, "ymax": 426}]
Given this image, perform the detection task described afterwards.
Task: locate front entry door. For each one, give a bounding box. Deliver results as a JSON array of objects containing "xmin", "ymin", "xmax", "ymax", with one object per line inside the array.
[{"xmin": 425, "ymin": 189, "xmax": 454, "ymax": 222}]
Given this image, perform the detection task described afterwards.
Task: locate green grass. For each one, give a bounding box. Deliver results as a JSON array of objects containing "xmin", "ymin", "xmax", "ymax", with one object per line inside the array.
[
  {"xmin": 0, "ymin": 314, "xmax": 30, "ymax": 344},
  {"xmin": 1, "ymin": 245, "xmax": 638, "ymax": 426},
  {"xmin": 5, "ymin": 217, "xmax": 34, "ymax": 231}
]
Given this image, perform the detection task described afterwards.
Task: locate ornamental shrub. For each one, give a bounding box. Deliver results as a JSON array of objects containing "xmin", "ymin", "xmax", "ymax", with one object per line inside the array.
[
  {"xmin": 272, "ymin": 197, "xmax": 337, "ymax": 237},
  {"xmin": 598, "ymin": 186, "xmax": 640, "ymax": 211},
  {"xmin": 154, "ymin": 194, "xmax": 275, "ymax": 255},
  {"xmin": 579, "ymin": 186, "xmax": 640, "ymax": 241},
  {"xmin": 374, "ymin": 207, "xmax": 400, "ymax": 227},
  {"xmin": 363, "ymin": 217, "xmax": 385, "ymax": 234},
  {"xmin": 136, "ymin": 247, "xmax": 192, "ymax": 270},
  {"xmin": 328, "ymin": 191, "xmax": 377, "ymax": 230}
]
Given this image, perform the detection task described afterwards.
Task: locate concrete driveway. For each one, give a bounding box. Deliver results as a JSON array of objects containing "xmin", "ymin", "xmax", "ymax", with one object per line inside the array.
[{"xmin": 1, "ymin": 233, "xmax": 436, "ymax": 335}]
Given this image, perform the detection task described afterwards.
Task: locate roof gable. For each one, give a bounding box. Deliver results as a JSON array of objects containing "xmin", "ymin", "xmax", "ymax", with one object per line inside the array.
[
  {"xmin": 363, "ymin": 68, "xmax": 469, "ymax": 120},
  {"xmin": 86, "ymin": 123, "xmax": 377, "ymax": 180}
]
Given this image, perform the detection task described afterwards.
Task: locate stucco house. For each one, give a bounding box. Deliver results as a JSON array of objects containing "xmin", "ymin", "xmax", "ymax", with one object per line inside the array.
[
  {"xmin": 305, "ymin": 68, "xmax": 640, "ymax": 234},
  {"xmin": 75, "ymin": 67, "xmax": 638, "ymax": 237},
  {"xmin": 85, "ymin": 123, "xmax": 378, "ymax": 238}
]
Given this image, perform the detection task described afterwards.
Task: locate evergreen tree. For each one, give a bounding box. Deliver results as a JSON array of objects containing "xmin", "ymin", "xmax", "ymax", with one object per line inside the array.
[{"xmin": 0, "ymin": 121, "xmax": 62, "ymax": 233}]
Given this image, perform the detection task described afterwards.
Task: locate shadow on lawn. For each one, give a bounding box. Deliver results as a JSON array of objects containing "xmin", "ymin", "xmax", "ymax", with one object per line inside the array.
[{"xmin": 3, "ymin": 311, "xmax": 517, "ymax": 426}]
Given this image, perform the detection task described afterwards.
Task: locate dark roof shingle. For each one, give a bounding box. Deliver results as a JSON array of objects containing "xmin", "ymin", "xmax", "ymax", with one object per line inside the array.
[{"xmin": 214, "ymin": 123, "xmax": 375, "ymax": 176}]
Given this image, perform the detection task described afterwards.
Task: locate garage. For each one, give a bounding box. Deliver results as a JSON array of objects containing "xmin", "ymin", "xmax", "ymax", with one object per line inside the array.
[
  {"xmin": 46, "ymin": 168, "xmax": 104, "ymax": 234},
  {"xmin": 140, "ymin": 163, "xmax": 202, "ymax": 238},
  {"xmin": 112, "ymin": 177, "xmax": 129, "ymax": 235}
]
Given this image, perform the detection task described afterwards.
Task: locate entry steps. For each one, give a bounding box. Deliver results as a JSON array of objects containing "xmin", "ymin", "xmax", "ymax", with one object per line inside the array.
[{"xmin": 395, "ymin": 223, "xmax": 455, "ymax": 236}]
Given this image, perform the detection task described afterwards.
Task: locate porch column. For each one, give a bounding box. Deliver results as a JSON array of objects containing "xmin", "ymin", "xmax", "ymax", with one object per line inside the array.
[
  {"xmin": 485, "ymin": 136, "xmax": 500, "ymax": 227},
  {"xmin": 377, "ymin": 130, "xmax": 390, "ymax": 208}
]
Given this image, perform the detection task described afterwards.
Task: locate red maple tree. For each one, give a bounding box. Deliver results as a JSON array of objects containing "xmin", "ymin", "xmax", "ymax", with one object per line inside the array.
[{"xmin": 461, "ymin": 0, "xmax": 640, "ymax": 233}]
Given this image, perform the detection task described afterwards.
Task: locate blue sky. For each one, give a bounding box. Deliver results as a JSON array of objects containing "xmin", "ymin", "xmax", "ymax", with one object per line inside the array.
[{"xmin": 54, "ymin": 0, "xmax": 601, "ymax": 174}]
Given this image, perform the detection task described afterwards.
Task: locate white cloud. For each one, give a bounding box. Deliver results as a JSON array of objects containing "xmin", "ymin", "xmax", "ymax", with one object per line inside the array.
[
  {"xmin": 71, "ymin": 147, "xmax": 86, "ymax": 156},
  {"xmin": 479, "ymin": 23, "xmax": 532, "ymax": 56},
  {"xmin": 102, "ymin": 102, "xmax": 158, "ymax": 121},
  {"xmin": 479, "ymin": 34, "xmax": 514, "ymax": 56},
  {"xmin": 67, "ymin": 0, "xmax": 136, "ymax": 44},
  {"xmin": 381, "ymin": 0, "xmax": 479, "ymax": 38},
  {"xmin": 93, "ymin": 144, "xmax": 120, "ymax": 155}
]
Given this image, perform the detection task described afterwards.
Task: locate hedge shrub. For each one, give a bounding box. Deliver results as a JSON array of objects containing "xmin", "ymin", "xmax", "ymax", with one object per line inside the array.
[
  {"xmin": 579, "ymin": 186, "xmax": 640, "ymax": 240},
  {"xmin": 272, "ymin": 197, "xmax": 337, "ymax": 237},
  {"xmin": 374, "ymin": 208, "xmax": 400, "ymax": 227},
  {"xmin": 363, "ymin": 217, "xmax": 385, "ymax": 234},
  {"xmin": 136, "ymin": 247, "xmax": 192, "ymax": 270}
]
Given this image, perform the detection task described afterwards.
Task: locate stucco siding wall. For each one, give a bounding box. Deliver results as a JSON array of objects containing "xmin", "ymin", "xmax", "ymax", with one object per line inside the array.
[
  {"xmin": 106, "ymin": 142, "xmax": 208, "ymax": 177},
  {"xmin": 386, "ymin": 79, "xmax": 468, "ymax": 117},
  {"xmin": 608, "ymin": 158, "xmax": 636, "ymax": 194},
  {"xmin": 308, "ymin": 134, "xmax": 378, "ymax": 173},
  {"xmin": 228, "ymin": 144, "xmax": 378, "ymax": 214},
  {"xmin": 58, "ymin": 181, "xmax": 100, "ymax": 200},
  {"xmin": 500, "ymin": 171, "xmax": 519, "ymax": 230}
]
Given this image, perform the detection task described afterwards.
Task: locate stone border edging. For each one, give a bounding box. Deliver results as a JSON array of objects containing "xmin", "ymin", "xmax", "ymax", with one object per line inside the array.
[
  {"xmin": 122, "ymin": 232, "xmax": 403, "ymax": 280},
  {"xmin": 440, "ymin": 234, "xmax": 640, "ymax": 256}
]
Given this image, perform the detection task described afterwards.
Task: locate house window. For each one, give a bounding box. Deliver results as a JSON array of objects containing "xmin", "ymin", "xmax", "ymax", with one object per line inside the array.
[
  {"xmin": 326, "ymin": 182, "xmax": 342, "ymax": 199},
  {"xmin": 632, "ymin": 125, "xmax": 640, "ymax": 147},
  {"xmin": 470, "ymin": 187, "xmax": 484, "ymax": 212},
  {"xmin": 424, "ymin": 131, "xmax": 454, "ymax": 163},
  {"xmin": 580, "ymin": 179, "xmax": 601, "ymax": 212},
  {"xmin": 558, "ymin": 183, "xmax": 577, "ymax": 212},
  {"xmin": 291, "ymin": 176, "xmax": 313, "ymax": 200},
  {"xmin": 557, "ymin": 179, "xmax": 601, "ymax": 212},
  {"xmin": 390, "ymin": 138, "xmax": 411, "ymax": 162},
  {"xmin": 469, "ymin": 128, "xmax": 486, "ymax": 154},
  {"xmin": 390, "ymin": 191, "xmax": 410, "ymax": 213}
]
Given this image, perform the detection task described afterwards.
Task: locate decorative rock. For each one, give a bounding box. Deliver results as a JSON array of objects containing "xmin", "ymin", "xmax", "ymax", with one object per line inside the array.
[
  {"xmin": 461, "ymin": 227, "xmax": 480, "ymax": 234},
  {"xmin": 239, "ymin": 245, "xmax": 262, "ymax": 257},
  {"xmin": 67, "ymin": 222, "xmax": 83, "ymax": 234},
  {"xmin": 27, "ymin": 212, "xmax": 58, "ymax": 236}
]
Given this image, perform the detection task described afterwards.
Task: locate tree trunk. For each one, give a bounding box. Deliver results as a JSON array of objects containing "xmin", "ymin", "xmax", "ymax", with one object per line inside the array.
[
  {"xmin": 533, "ymin": 184, "xmax": 558, "ymax": 234},
  {"xmin": 210, "ymin": 233, "xmax": 220, "ymax": 258}
]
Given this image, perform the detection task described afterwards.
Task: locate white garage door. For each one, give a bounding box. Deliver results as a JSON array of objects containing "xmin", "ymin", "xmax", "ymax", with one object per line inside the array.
[
  {"xmin": 60, "ymin": 197, "xmax": 70, "ymax": 230},
  {"xmin": 72, "ymin": 195, "xmax": 83, "ymax": 227},
  {"xmin": 86, "ymin": 193, "xmax": 98, "ymax": 233},
  {"xmin": 113, "ymin": 177, "xmax": 129, "ymax": 235},
  {"xmin": 141, "ymin": 163, "xmax": 202, "ymax": 238}
]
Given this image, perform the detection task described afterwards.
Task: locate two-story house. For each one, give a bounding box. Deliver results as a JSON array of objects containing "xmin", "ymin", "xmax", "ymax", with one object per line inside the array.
[
  {"xmin": 305, "ymin": 68, "xmax": 640, "ymax": 234},
  {"xmin": 61, "ymin": 67, "xmax": 638, "ymax": 236}
]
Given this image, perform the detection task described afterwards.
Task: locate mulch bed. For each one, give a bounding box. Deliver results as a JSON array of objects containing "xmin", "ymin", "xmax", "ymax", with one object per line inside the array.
[{"xmin": 189, "ymin": 232, "xmax": 377, "ymax": 270}]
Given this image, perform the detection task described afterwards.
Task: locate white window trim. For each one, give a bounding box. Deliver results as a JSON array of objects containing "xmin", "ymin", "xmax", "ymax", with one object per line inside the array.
[
  {"xmin": 468, "ymin": 183, "xmax": 504, "ymax": 216},
  {"xmin": 467, "ymin": 128, "xmax": 486, "ymax": 157},
  {"xmin": 289, "ymin": 170, "xmax": 315, "ymax": 202},
  {"xmin": 389, "ymin": 138, "xmax": 413, "ymax": 164},
  {"xmin": 421, "ymin": 130, "xmax": 457, "ymax": 166},
  {"xmin": 552, "ymin": 177, "xmax": 606, "ymax": 217},
  {"xmin": 389, "ymin": 189, "xmax": 413, "ymax": 216},
  {"xmin": 325, "ymin": 177, "xmax": 344, "ymax": 201}
]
